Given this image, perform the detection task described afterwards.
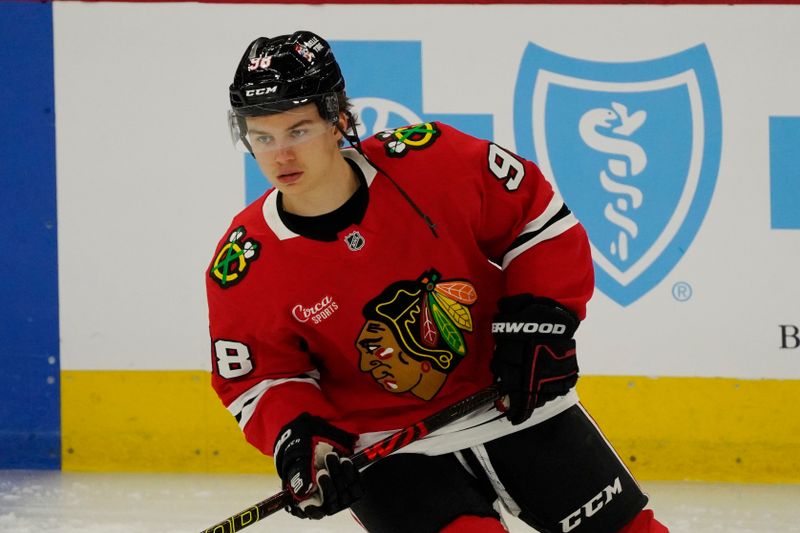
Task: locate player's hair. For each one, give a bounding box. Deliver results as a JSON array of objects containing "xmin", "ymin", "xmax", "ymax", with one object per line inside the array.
[{"xmin": 335, "ymin": 92, "xmax": 359, "ymax": 147}]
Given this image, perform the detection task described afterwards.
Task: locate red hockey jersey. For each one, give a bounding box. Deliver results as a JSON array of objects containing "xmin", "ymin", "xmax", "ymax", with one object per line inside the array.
[{"xmin": 206, "ymin": 122, "xmax": 594, "ymax": 457}]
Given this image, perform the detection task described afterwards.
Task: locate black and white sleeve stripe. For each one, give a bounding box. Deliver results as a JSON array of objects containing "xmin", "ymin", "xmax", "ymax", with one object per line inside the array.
[
  {"xmin": 226, "ymin": 370, "xmax": 321, "ymax": 431},
  {"xmin": 500, "ymin": 192, "xmax": 579, "ymax": 269}
]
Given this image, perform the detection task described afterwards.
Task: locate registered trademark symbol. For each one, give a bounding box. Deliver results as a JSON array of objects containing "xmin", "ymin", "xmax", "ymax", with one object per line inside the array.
[{"xmin": 672, "ymin": 282, "xmax": 693, "ymax": 301}]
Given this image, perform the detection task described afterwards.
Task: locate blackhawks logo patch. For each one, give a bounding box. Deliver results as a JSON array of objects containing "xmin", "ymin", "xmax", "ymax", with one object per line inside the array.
[
  {"xmin": 354, "ymin": 269, "xmax": 477, "ymax": 401},
  {"xmin": 210, "ymin": 226, "xmax": 260, "ymax": 288},
  {"xmin": 376, "ymin": 122, "xmax": 440, "ymax": 158}
]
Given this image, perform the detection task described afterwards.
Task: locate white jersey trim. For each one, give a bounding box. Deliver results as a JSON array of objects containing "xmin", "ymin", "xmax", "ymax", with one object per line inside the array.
[
  {"xmin": 228, "ymin": 371, "xmax": 321, "ymax": 430},
  {"xmin": 342, "ymin": 147, "xmax": 378, "ymax": 186},
  {"xmin": 526, "ymin": 191, "xmax": 568, "ymax": 234},
  {"xmin": 355, "ymin": 388, "xmax": 579, "ymax": 458},
  {"xmin": 502, "ymin": 212, "xmax": 579, "ymax": 269},
  {"xmin": 262, "ymin": 190, "xmax": 299, "ymax": 241}
]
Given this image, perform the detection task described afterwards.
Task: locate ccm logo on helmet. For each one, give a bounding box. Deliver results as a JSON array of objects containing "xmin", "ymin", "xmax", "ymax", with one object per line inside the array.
[
  {"xmin": 492, "ymin": 322, "xmax": 567, "ymax": 334},
  {"xmin": 245, "ymin": 86, "xmax": 278, "ymax": 97}
]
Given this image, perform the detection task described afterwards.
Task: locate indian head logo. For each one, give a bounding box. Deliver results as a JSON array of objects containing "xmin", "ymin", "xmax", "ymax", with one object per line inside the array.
[
  {"xmin": 355, "ymin": 269, "xmax": 477, "ymax": 401},
  {"xmin": 210, "ymin": 226, "xmax": 260, "ymax": 288},
  {"xmin": 514, "ymin": 43, "xmax": 722, "ymax": 306}
]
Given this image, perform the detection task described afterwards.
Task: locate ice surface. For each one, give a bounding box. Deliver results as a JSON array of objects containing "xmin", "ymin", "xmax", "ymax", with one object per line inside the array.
[{"xmin": 0, "ymin": 471, "xmax": 798, "ymax": 532}]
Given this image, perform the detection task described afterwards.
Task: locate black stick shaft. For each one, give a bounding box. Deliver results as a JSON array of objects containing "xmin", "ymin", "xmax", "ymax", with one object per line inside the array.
[{"xmin": 201, "ymin": 385, "xmax": 501, "ymax": 533}]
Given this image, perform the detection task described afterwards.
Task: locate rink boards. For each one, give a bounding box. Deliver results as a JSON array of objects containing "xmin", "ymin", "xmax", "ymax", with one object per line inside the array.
[
  {"xmin": 1, "ymin": 1, "xmax": 799, "ymax": 482},
  {"xmin": 60, "ymin": 372, "xmax": 800, "ymax": 483}
]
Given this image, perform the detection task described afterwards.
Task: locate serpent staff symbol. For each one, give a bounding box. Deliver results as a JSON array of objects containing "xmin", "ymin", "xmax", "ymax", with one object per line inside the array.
[{"xmin": 579, "ymin": 102, "xmax": 647, "ymax": 261}]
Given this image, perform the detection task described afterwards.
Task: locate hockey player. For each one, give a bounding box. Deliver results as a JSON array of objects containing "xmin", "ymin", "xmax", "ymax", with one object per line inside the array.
[{"xmin": 206, "ymin": 30, "xmax": 668, "ymax": 533}]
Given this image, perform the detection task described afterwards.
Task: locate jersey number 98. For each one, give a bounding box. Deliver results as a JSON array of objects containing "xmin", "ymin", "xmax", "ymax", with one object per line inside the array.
[
  {"xmin": 488, "ymin": 144, "xmax": 525, "ymax": 192},
  {"xmin": 213, "ymin": 339, "xmax": 253, "ymax": 379}
]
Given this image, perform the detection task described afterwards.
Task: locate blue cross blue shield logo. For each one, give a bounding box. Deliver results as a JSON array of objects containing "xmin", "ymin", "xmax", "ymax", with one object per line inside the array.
[{"xmin": 514, "ymin": 43, "xmax": 722, "ymax": 306}]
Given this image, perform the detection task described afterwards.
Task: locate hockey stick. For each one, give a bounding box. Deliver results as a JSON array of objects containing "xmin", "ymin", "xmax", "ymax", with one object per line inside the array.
[{"xmin": 201, "ymin": 385, "xmax": 502, "ymax": 533}]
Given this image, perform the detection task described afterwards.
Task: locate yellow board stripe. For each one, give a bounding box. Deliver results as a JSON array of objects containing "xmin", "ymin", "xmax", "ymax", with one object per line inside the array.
[
  {"xmin": 61, "ymin": 370, "xmax": 271, "ymax": 473},
  {"xmin": 578, "ymin": 376, "xmax": 800, "ymax": 483},
  {"xmin": 61, "ymin": 371, "xmax": 800, "ymax": 482}
]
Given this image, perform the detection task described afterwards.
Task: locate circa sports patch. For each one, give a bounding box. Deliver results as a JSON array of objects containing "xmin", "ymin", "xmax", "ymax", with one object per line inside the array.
[
  {"xmin": 376, "ymin": 122, "xmax": 441, "ymax": 158},
  {"xmin": 210, "ymin": 226, "xmax": 260, "ymax": 288}
]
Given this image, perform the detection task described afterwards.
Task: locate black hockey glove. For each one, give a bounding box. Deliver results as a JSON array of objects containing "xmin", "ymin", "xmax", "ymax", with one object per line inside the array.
[
  {"xmin": 491, "ymin": 294, "xmax": 580, "ymax": 425},
  {"xmin": 274, "ymin": 413, "xmax": 363, "ymax": 520}
]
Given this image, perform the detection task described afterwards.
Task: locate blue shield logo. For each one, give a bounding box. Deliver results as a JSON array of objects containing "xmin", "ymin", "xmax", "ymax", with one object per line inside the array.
[{"xmin": 514, "ymin": 43, "xmax": 721, "ymax": 306}]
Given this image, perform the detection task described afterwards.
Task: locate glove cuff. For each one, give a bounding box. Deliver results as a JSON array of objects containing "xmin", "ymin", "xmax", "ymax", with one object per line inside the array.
[
  {"xmin": 493, "ymin": 294, "xmax": 579, "ymax": 339},
  {"xmin": 274, "ymin": 413, "xmax": 357, "ymax": 478}
]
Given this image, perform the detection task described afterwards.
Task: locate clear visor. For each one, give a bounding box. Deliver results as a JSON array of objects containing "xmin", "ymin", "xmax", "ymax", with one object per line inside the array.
[
  {"xmin": 227, "ymin": 94, "xmax": 340, "ymax": 153},
  {"xmin": 229, "ymin": 111, "xmax": 335, "ymax": 153}
]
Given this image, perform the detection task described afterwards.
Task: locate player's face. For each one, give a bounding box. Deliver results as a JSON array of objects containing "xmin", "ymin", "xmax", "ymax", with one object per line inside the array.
[
  {"xmin": 356, "ymin": 320, "xmax": 447, "ymax": 401},
  {"xmin": 245, "ymin": 104, "xmax": 343, "ymax": 198}
]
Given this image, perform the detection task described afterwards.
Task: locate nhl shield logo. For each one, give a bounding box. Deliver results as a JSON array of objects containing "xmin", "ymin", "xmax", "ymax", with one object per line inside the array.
[
  {"xmin": 514, "ymin": 43, "xmax": 721, "ymax": 306},
  {"xmin": 344, "ymin": 230, "xmax": 366, "ymax": 251}
]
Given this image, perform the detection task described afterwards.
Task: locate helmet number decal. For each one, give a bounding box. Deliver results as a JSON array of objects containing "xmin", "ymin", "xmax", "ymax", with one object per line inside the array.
[
  {"xmin": 214, "ymin": 339, "xmax": 253, "ymax": 379},
  {"xmin": 488, "ymin": 143, "xmax": 525, "ymax": 192},
  {"xmin": 247, "ymin": 56, "xmax": 272, "ymax": 72}
]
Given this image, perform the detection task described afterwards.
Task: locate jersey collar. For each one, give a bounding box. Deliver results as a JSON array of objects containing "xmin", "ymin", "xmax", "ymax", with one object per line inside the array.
[{"xmin": 261, "ymin": 148, "xmax": 378, "ymax": 241}]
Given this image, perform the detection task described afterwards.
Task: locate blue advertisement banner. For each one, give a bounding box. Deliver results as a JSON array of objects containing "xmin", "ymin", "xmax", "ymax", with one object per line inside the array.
[
  {"xmin": 770, "ymin": 117, "xmax": 800, "ymax": 230},
  {"xmin": 0, "ymin": 2, "xmax": 61, "ymax": 468},
  {"xmin": 514, "ymin": 43, "xmax": 722, "ymax": 306}
]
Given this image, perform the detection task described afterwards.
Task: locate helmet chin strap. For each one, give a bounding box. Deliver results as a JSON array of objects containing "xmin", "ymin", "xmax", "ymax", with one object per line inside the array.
[
  {"xmin": 243, "ymin": 137, "xmax": 255, "ymax": 159},
  {"xmin": 338, "ymin": 112, "xmax": 438, "ymax": 239}
]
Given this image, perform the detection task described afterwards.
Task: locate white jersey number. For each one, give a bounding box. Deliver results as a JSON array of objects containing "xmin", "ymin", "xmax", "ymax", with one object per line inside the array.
[
  {"xmin": 214, "ymin": 340, "xmax": 253, "ymax": 379},
  {"xmin": 488, "ymin": 144, "xmax": 525, "ymax": 191}
]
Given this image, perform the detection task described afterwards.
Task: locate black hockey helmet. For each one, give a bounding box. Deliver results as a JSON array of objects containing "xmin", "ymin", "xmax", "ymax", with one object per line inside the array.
[
  {"xmin": 227, "ymin": 31, "xmax": 438, "ymax": 237},
  {"xmin": 229, "ymin": 30, "xmax": 344, "ymax": 121}
]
